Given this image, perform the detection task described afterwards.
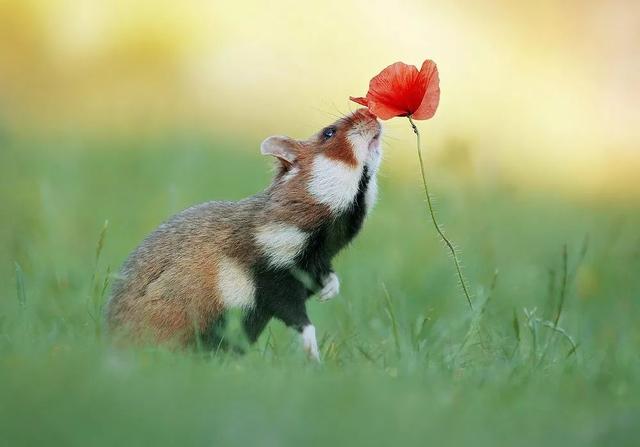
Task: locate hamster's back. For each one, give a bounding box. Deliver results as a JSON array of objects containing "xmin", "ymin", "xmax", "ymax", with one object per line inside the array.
[{"xmin": 105, "ymin": 196, "xmax": 264, "ymax": 345}]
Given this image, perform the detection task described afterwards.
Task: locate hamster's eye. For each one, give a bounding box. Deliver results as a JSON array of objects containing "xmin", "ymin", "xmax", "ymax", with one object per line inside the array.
[{"xmin": 322, "ymin": 127, "xmax": 337, "ymax": 140}]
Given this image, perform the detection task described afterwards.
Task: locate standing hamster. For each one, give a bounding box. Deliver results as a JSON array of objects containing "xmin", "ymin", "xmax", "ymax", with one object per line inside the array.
[{"xmin": 105, "ymin": 108, "xmax": 382, "ymax": 360}]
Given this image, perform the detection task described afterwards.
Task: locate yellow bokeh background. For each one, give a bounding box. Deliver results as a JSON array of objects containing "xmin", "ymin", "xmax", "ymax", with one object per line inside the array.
[{"xmin": 1, "ymin": 0, "xmax": 639, "ymax": 197}]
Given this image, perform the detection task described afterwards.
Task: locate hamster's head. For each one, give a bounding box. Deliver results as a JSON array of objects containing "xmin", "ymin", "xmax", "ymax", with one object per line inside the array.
[{"xmin": 261, "ymin": 108, "xmax": 382, "ymax": 213}]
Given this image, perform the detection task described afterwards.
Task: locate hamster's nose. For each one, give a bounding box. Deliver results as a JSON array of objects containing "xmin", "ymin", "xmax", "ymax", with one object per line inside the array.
[
  {"xmin": 353, "ymin": 108, "xmax": 380, "ymax": 130},
  {"xmin": 351, "ymin": 108, "xmax": 381, "ymax": 139}
]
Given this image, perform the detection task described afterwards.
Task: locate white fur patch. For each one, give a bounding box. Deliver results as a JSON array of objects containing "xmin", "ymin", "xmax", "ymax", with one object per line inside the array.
[
  {"xmin": 366, "ymin": 139, "xmax": 383, "ymax": 173},
  {"xmin": 364, "ymin": 175, "xmax": 378, "ymax": 214},
  {"xmin": 347, "ymin": 132, "xmax": 371, "ymax": 165},
  {"xmin": 308, "ymin": 154, "xmax": 362, "ymax": 212},
  {"xmin": 255, "ymin": 222, "xmax": 308, "ymax": 268},
  {"xmin": 217, "ymin": 256, "xmax": 255, "ymax": 309},
  {"xmin": 301, "ymin": 324, "xmax": 320, "ymax": 361},
  {"xmin": 364, "ymin": 137, "xmax": 382, "ymax": 214}
]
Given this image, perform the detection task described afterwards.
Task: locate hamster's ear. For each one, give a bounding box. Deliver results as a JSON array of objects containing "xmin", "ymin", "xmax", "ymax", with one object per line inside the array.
[{"xmin": 260, "ymin": 136, "xmax": 298, "ymax": 165}]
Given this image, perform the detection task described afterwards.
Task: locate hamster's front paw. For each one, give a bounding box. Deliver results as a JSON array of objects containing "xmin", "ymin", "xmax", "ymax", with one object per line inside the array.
[{"xmin": 318, "ymin": 272, "xmax": 340, "ymax": 302}]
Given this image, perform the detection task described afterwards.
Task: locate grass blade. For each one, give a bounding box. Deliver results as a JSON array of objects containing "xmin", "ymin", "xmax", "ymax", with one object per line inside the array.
[
  {"xmin": 381, "ymin": 282, "xmax": 401, "ymax": 358},
  {"xmin": 553, "ymin": 244, "xmax": 569, "ymax": 327},
  {"xmin": 15, "ymin": 262, "xmax": 26, "ymax": 308}
]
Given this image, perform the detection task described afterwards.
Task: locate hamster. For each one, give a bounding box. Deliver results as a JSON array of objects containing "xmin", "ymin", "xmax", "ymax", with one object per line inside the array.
[{"xmin": 105, "ymin": 108, "xmax": 382, "ymax": 361}]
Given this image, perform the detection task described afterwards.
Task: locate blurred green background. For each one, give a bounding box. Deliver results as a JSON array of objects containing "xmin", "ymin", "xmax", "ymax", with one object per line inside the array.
[{"xmin": 1, "ymin": 1, "xmax": 639, "ymax": 446}]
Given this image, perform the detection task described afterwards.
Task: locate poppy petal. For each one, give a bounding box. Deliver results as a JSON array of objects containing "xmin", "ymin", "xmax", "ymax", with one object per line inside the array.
[
  {"xmin": 349, "ymin": 96, "xmax": 369, "ymax": 107},
  {"xmin": 367, "ymin": 62, "xmax": 421, "ymax": 118},
  {"xmin": 412, "ymin": 60, "xmax": 440, "ymax": 120},
  {"xmin": 365, "ymin": 98, "xmax": 408, "ymax": 120}
]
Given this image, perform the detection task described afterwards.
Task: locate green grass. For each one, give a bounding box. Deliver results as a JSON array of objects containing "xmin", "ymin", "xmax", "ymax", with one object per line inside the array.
[{"xmin": 1, "ymin": 133, "xmax": 639, "ymax": 446}]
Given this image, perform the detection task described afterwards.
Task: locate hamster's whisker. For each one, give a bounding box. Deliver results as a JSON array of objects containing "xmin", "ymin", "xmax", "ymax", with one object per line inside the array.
[
  {"xmin": 331, "ymin": 104, "xmax": 357, "ymax": 127},
  {"xmin": 311, "ymin": 106, "xmax": 344, "ymax": 121}
]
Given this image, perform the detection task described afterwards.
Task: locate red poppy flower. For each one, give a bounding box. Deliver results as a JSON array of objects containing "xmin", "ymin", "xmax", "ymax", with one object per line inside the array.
[{"xmin": 350, "ymin": 60, "xmax": 440, "ymax": 120}]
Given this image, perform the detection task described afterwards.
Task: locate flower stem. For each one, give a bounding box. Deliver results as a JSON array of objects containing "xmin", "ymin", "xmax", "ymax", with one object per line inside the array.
[{"xmin": 408, "ymin": 116, "xmax": 473, "ymax": 310}]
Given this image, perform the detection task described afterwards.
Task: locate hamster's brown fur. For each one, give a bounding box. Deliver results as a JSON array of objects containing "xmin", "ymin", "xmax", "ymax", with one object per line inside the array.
[{"xmin": 106, "ymin": 109, "xmax": 382, "ymax": 351}]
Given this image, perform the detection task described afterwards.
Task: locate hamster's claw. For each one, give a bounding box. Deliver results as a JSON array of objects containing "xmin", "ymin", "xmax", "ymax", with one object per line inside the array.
[{"xmin": 318, "ymin": 272, "xmax": 340, "ymax": 302}]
